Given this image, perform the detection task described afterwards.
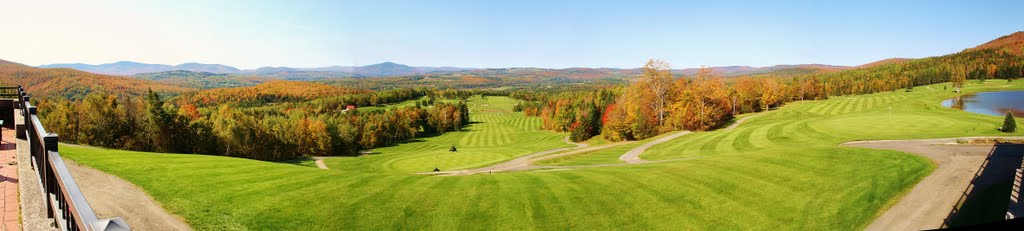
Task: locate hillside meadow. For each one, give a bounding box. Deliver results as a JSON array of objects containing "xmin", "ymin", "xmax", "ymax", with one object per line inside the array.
[{"xmin": 60, "ymin": 80, "xmax": 1023, "ymax": 230}]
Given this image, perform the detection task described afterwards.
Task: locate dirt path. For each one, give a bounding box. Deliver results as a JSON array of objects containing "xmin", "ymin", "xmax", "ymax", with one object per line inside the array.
[
  {"xmin": 618, "ymin": 131, "xmax": 692, "ymax": 164},
  {"xmin": 430, "ymin": 137, "xmax": 587, "ymax": 176},
  {"xmin": 528, "ymin": 141, "xmax": 635, "ymax": 163},
  {"xmin": 618, "ymin": 115, "xmax": 754, "ymax": 164},
  {"xmin": 63, "ymin": 158, "xmax": 193, "ymax": 231},
  {"xmin": 563, "ymin": 136, "xmax": 589, "ymax": 149},
  {"xmin": 312, "ymin": 157, "xmax": 329, "ymax": 170},
  {"xmin": 431, "ymin": 133, "xmax": 705, "ymax": 176},
  {"xmin": 844, "ymin": 137, "xmax": 1024, "ymax": 231},
  {"xmin": 724, "ymin": 114, "xmax": 757, "ymax": 131}
]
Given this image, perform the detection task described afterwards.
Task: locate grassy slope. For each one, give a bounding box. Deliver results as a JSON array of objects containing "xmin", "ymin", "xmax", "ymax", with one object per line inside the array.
[
  {"xmin": 324, "ymin": 96, "xmax": 572, "ymax": 173},
  {"xmin": 60, "ymin": 81, "xmax": 1023, "ymax": 230}
]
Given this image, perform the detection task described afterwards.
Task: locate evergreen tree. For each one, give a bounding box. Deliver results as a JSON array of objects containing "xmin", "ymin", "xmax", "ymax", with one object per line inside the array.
[
  {"xmin": 569, "ymin": 101, "xmax": 603, "ymax": 142},
  {"xmin": 1002, "ymin": 112, "xmax": 1017, "ymax": 133}
]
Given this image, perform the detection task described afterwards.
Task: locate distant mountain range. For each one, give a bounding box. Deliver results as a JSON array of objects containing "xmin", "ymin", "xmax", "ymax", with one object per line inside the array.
[
  {"xmin": 39, "ymin": 61, "xmax": 240, "ymax": 76},
  {"xmin": 0, "ymin": 59, "xmax": 190, "ymax": 99},
  {"xmin": 37, "ymin": 31, "xmax": 1024, "ymax": 82},
  {"xmin": 40, "ymin": 59, "xmax": 852, "ymax": 80},
  {"xmin": 40, "ymin": 61, "xmax": 474, "ymax": 77},
  {"xmin": 11, "ymin": 31, "xmax": 1024, "ymax": 96},
  {"xmin": 673, "ymin": 64, "xmax": 850, "ymax": 76}
]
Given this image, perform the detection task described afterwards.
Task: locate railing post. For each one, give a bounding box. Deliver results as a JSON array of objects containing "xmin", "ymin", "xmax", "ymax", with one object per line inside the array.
[
  {"xmin": 23, "ymin": 95, "xmax": 31, "ymax": 126},
  {"xmin": 37, "ymin": 111, "xmax": 56, "ymax": 220},
  {"xmin": 44, "ymin": 134, "xmax": 57, "ymax": 153},
  {"xmin": 16, "ymin": 90, "xmax": 25, "ymax": 140},
  {"xmin": 15, "ymin": 88, "xmax": 23, "ymax": 110},
  {"xmin": 27, "ymin": 106, "xmax": 37, "ymax": 163},
  {"xmin": 42, "ymin": 134, "xmax": 59, "ymax": 224}
]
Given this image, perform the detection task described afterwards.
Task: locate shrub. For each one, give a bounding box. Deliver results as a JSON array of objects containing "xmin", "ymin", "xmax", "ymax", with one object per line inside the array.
[{"xmin": 1002, "ymin": 112, "xmax": 1017, "ymax": 133}]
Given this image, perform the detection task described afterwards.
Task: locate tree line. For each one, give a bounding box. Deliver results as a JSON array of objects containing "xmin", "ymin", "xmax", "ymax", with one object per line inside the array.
[{"xmin": 38, "ymin": 89, "xmax": 471, "ymax": 161}]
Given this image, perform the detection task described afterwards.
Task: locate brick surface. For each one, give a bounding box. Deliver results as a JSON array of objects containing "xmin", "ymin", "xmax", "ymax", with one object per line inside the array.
[{"xmin": 0, "ymin": 128, "xmax": 19, "ymax": 230}]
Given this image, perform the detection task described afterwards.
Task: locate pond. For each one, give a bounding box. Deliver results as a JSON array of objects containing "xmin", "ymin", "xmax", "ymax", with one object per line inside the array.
[{"xmin": 941, "ymin": 90, "xmax": 1024, "ymax": 117}]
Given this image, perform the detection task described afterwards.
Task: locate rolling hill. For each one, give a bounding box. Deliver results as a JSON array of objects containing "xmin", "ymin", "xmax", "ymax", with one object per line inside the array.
[
  {"xmin": 40, "ymin": 61, "xmax": 240, "ymax": 75},
  {"xmin": 964, "ymin": 31, "xmax": 1024, "ymax": 55},
  {"xmin": 674, "ymin": 64, "xmax": 850, "ymax": 76},
  {"xmin": 856, "ymin": 58, "xmax": 915, "ymax": 68},
  {"xmin": 134, "ymin": 70, "xmax": 270, "ymax": 89},
  {"xmin": 42, "ymin": 61, "xmax": 473, "ymax": 77},
  {"xmin": 0, "ymin": 59, "xmax": 191, "ymax": 99},
  {"xmin": 175, "ymin": 80, "xmax": 367, "ymax": 106},
  {"xmin": 43, "ymin": 58, "xmax": 852, "ymax": 82}
]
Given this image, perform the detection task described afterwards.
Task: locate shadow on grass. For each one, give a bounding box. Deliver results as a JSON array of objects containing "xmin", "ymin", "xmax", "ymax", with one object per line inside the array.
[
  {"xmin": 943, "ymin": 143, "xmax": 1024, "ymax": 228},
  {"xmin": 278, "ymin": 156, "xmax": 318, "ymax": 168}
]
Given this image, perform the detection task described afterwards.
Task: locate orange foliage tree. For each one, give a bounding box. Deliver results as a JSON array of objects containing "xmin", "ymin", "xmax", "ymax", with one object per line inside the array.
[{"xmin": 668, "ymin": 67, "xmax": 732, "ymax": 131}]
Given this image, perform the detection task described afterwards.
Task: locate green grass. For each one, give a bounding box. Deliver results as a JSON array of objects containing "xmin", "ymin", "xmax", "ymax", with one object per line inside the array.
[
  {"xmin": 281, "ymin": 157, "xmax": 318, "ymax": 168},
  {"xmin": 59, "ymin": 81, "xmax": 1024, "ymax": 230},
  {"xmin": 580, "ymin": 135, "xmax": 612, "ymax": 146},
  {"xmin": 323, "ymin": 96, "xmax": 571, "ymax": 173},
  {"xmin": 640, "ymin": 81, "xmax": 1022, "ymax": 162},
  {"xmin": 533, "ymin": 143, "xmax": 634, "ymax": 166},
  {"xmin": 355, "ymin": 96, "xmax": 425, "ymax": 112},
  {"xmin": 357, "ymin": 96, "xmax": 464, "ymax": 112}
]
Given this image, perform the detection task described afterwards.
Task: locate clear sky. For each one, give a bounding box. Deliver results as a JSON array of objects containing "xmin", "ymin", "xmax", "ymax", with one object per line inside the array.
[{"xmin": 2, "ymin": 0, "xmax": 1022, "ymax": 69}]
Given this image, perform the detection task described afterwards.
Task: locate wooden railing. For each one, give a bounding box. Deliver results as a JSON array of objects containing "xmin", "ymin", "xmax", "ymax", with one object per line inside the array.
[
  {"xmin": 13, "ymin": 86, "xmax": 130, "ymax": 231},
  {"xmin": 0, "ymin": 86, "xmax": 20, "ymax": 98},
  {"xmin": 1008, "ymin": 161, "xmax": 1024, "ymax": 219}
]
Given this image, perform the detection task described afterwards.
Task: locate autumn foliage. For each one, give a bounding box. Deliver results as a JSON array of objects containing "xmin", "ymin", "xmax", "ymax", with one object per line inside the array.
[
  {"xmin": 522, "ymin": 46, "xmax": 1024, "ymax": 141},
  {"xmin": 177, "ymin": 80, "xmax": 367, "ymax": 107},
  {"xmin": 38, "ymin": 88, "xmax": 470, "ymax": 161},
  {"xmin": 0, "ymin": 59, "xmax": 190, "ymax": 99}
]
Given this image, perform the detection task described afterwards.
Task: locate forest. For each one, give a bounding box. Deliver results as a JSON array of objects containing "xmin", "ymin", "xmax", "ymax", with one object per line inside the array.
[{"xmin": 36, "ymin": 84, "xmax": 470, "ymax": 160}]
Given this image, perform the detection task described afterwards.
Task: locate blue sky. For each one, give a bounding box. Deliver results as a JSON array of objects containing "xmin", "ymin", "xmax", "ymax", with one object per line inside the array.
[{"xmin": 2, "ymin": 0, "xmax": 1022, "ymax": 69}]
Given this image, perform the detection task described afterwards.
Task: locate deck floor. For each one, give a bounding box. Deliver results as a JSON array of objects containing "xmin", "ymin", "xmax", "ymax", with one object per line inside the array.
[{"xmin": 0, "ymin": 127, "xmax": 19, "ymax": 231}]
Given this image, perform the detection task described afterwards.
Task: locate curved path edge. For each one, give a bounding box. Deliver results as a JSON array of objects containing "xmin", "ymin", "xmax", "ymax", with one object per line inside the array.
[
  {"xmin": 426, "ymin": 137, "xmax": 586, "ymax": 176},
  {"xmin": 845, "ymin": 136, "xmax": 1024, "ymax": 231},
  {"xmin": 619, "ymin": 114, "xmax": 756, "ymax": 164},
  {"xmin": 63, "ymin": 156, "xmax": 194, "ymax": 230},
  {"xmin": 619, "ymin": 131, "xmax": 692, "ymax": 164}
]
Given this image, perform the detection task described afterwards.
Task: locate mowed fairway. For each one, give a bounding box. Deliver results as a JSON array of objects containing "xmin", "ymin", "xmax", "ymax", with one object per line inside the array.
[
  {"xmin": 324, "ymin": 96, "xmax": 572, "ymax": 173},
  {"xmin": 59, "ymin": 81, "xmax": 1024, "ymax": 230}
]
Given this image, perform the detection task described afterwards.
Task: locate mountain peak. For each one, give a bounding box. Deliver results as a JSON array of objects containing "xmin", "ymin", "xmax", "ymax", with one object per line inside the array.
[
  {"xmin": 355, "ymin": 62, "xmax": 417, "ymax": 76},
  {"xmin": 364, "ymin": 62, "xmax": 407, "ymax": 68}
]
